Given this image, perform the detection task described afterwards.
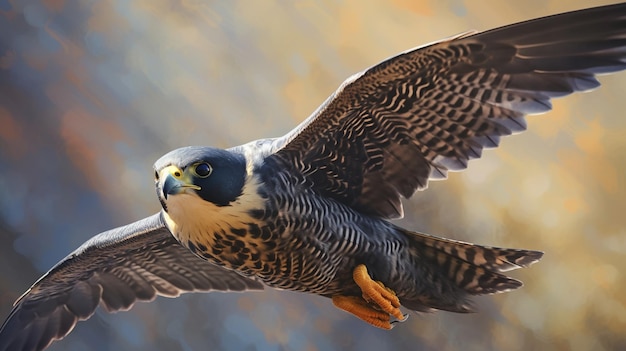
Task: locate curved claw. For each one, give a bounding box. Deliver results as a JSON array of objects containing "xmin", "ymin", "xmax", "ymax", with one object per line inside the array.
[{"xmin": 391, "ymin": 313, "xmax": 410, "ymax": 326}]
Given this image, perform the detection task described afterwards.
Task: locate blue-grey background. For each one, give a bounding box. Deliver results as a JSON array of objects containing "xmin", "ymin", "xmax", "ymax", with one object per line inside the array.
[{"xmin": 1, "ymin": 1, "xmax": 625, "ymax": 350}]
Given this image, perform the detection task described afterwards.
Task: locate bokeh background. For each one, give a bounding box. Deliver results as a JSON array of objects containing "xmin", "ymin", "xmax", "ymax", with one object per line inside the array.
[{"xmin": 1, "ymin": 1, "xmax": 625, "ymax": 350}]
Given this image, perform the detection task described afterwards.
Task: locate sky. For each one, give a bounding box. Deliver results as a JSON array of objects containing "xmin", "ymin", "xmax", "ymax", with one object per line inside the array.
[{"xmin": 1, "ymin": 1, "xmax": 625, "ymax": 350}]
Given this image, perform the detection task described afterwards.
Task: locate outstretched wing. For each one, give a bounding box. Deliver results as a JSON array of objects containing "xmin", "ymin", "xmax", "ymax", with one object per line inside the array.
[
  {"xmin": 0, "ymin": 213, "xmax": 263, "ymax": 351},
  {"xmin": 271, "ymin": 3, "xmax": 626, "ymax": 219}
]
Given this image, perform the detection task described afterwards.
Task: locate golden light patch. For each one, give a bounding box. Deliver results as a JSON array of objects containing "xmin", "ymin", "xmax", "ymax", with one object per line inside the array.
[
  {"xmin": 572, "ymin": 118, "xmax": 619, "ymax": 193},
  {"xmin": 563, "ymin": 197, "xmax": 587, "ymax": 215},
  {"xmin": 592, "ymin": 263, "xmax": 618, "ymax": 290},
  {"xmin": 575, "ymin": 118, "xmax": 606, "ymax": 155},
  {"xmin": 390, "ymin": 0, "xmax": 433, "ymax": 16},
  {"xmin": 531, "ymin": 101, "xmax": 570, "ymax": 139},
  {"xmin": 338, "ymin": 0, "xmax": 364, "ymax": 38},
  {"xmin": 593, "ymin": 159, "xmax": 619, "ymax": 193},
  {"xmin": 282, "ymin": 68, "xmax": 331, "ymax": 126}
]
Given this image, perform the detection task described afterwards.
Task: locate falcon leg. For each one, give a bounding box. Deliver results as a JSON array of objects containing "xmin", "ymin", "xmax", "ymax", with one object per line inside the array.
[{"xmin": 331, "ymin": 264, "xmax": 407, "ymax": 329}]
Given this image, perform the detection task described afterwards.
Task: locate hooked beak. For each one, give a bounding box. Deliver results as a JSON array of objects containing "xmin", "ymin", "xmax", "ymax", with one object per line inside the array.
[{"xmin": 159, "ymin": 166, "xmax": 201, "ymax": 199}]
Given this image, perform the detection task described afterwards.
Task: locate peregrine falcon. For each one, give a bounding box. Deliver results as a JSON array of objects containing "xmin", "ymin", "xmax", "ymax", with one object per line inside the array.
[{"xmin": 2, "ymin": 3, "xmax": 626, "ymax": 350}]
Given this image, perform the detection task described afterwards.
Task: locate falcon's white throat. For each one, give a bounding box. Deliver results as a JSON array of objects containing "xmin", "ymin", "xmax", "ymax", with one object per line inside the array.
[{"xmin": 162, "ymin": 173, "xmax": 266, "ymax": 251}]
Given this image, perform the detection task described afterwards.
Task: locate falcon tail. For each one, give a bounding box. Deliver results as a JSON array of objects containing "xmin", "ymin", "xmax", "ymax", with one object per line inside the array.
[{"xmin": 400, "ymin": 229, "xmax": 543, "ymax": 313}]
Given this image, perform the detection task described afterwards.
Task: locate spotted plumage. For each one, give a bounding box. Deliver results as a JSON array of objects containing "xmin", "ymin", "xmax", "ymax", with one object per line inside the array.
[{"xmin": 2, "ymin": 3, "xmax": 626, "ymax": 350}]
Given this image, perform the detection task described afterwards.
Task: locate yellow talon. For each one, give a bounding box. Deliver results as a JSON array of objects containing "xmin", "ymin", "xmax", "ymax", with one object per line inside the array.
[{"xmin": 332, "ymin": 264, "xmax": 407, "ymax": 329}]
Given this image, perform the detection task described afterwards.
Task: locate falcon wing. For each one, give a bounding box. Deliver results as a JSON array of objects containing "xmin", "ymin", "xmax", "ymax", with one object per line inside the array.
[
  {"xmin": 271, "ymin": 3, "xmax": 626, "ymax": 219},
  {"xmin": 0, "ymin": 213, "xmax": 263, "ymax": 351}
]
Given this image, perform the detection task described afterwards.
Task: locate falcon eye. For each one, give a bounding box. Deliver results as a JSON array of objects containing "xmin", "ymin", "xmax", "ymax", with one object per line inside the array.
[{"xmin": 193, "ymin": 162, "xmax": 212, "ymax": 178}]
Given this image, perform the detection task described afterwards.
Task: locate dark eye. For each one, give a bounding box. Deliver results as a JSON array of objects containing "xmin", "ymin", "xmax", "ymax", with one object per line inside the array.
[
  {"xmin": 154, "ymin": 170, "xmax": 159, "ymax": 181},
  {"xmin": 193, "ymin": 162, "xmax": 212, "ymax": 178}
]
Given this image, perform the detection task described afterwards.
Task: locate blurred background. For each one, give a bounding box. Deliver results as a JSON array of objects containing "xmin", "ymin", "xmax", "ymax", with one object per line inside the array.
[{"xmin": 1, "ymin": 0, "xmax": 625, "ymax": 350}]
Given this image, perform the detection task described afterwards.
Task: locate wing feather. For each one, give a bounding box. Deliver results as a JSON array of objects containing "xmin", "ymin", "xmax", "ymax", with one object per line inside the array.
[
  {"xmin": 0, "ymin": 213, "xmax": 263, "ymax": 351},
  {"xmin": 271, "ymin": 3, "xmax": 626, "ymax": 219}
]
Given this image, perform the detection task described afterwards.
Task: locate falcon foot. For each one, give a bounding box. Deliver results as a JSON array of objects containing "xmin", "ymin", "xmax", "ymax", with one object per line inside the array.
[{"xmin": 332, "ymin": 264, "xmax": 407, "ymax": 329}]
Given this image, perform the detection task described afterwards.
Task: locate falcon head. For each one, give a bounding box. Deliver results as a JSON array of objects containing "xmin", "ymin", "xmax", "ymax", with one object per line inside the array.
[
  {"xmin": 152, "ymin": 146, "xmax": 264, "ymax": 258},
  {"xmin": 154, "ymin": 146, "xmax": 247, "ymax": 211}
]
